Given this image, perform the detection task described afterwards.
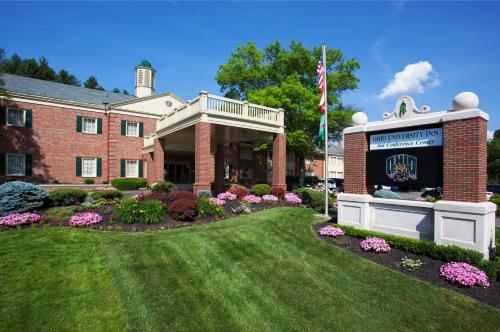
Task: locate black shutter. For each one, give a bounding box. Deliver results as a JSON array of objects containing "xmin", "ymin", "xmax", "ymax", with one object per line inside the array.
[
  {"xmin": 76, "ymin": 157, "xmax": 82, "ymax": 176},
  {"xmin": 138, "ymin": 159, "xmax": 143, "ymax": 177},
  {"xmin": 139, "ymin": 122, "xmax": 144, "ymax": 137},
  {"xmin": 97, "ymin": 118, "xmax": 102, "ymax": 134},
  {"xmin": 120, "ymin": 159, "xmax": 125, "ymax": 177},
  {"xmin": 96, "ymin": 157, "xmax": 102, "ymax": 177},
  {"xmin": 25, "ymin": 154, "xmax": 32, "ymax": 176},
  {"xmin": 76, "ymin": 116, "xmax": 82, "ymax": 132},
  {"xmin": 25, "ymin": 109, "xmax": 32, "ymax": 128},
  {"xmin": 0, "ymin": 153, "xmax": 5, "ymax": 175},
  {"xmin": 120, "ymin": 120, "xmax": 126, "ymax": 135},
  {"xmin": 0, "ymin": 106, "xmax": 5, "ymax": 126}
]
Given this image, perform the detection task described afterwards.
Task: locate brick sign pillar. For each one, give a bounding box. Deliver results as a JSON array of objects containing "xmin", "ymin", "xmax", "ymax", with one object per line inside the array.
[
  {"xmin": 194, "ymin": 121, "xmax": 212, "ymax": 193},
  {"xmin": 153, "ymin": 137, "xmax": 165, "ymax": 183},
  {"xmin": 272, "ymin": 132, "xmax": 286, "ymax": 191},
  {"xmin": 343, "ymin": 132, "xmax": 370, "ymax": 195},
  {"xmin": 443, "ymin": 117, "xmax": 487, "ymax": 202}
]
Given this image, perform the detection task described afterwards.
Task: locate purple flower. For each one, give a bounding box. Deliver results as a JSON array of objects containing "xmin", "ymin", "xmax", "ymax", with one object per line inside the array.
[
  {"xmin": 217, "ymin": 191, "xmax": 237, "ymax": 201},
  {"xmin": 360, "ymin": 237, "xmax": 391, "ymax": 253},
  {"xmin": 262, "ymin": 194, "xmax": 278, "ymax": 202},
  {"xmin": 209, "ymin": 197, "xmax": 226, "ymax": 206},
  {"xmin": 285, "ymin": 193, "xmax": 302, "ymax": 205},
  {"xmin": 318, "ymin": 225, "xmax": 344, "ymax": 237},
  {"xmin": 69, "ymin": 212, "xmax": 103, "ymax": 227},
  {"xmin": 440, "ymin": 262, "xmax": 490, "ymax": 288},
  {"xmin": 242, "ymin": 195, "xmax": 262, "ymax": 204},
  {"xmin": 0, "ymin": 212, "xmax": 41, "ymax": 226}
]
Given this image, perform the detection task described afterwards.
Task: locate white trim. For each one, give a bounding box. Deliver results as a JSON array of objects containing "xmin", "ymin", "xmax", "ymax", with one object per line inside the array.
[
  {"xmin": 6, "ymin": 108, "xmax": 25, "ymax": 127},
  {"xmin": 6, "ymin": 153, "xmax": 26, "ymax": 176},
  {"xmin": 125, "ymin": 121, "xmax": 140, "ymax": 137},
  {"xmin": 81, "ymin": 157, "xmax": 97, "ymax": 178},
  {"xmin": 82, "ymin": 117, "xmax": 97, "ymax": 134}
]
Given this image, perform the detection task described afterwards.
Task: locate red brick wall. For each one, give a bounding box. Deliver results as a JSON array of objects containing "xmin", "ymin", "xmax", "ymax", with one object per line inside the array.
[
  {"xmin": 306, "ymin": 156, "xmax": 324, "ymax": 179},
  {"xmin": 0, "ymin": 100, "xmax": 156, "ymax": 184},
  {"xmin": 443, "ymin": 117, "xmax": 487, "ymax": 202},
  {"xmin": 193, "ymin": 121, "xmax": 212, "ymax": 192},
  {"xmin": 272, "ymin": 133, "xmax": 286, "ymax": 190},
  {"xmin": 344, "ymin": 132, "xmax": 369, "ymax": 194}
]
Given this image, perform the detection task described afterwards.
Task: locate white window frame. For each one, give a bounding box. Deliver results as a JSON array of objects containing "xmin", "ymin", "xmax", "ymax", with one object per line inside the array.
[
  {"xmin": 125, "ymin": 159, "xmax": 139, "ymax": 178},
  {"xmin": 82, "ymin": 158, "xmax": 97, "ymax": 178},
  {"xmin": 6, "ymin": 154, "xmax": 26, "ymax": 176},
  {"xmin": 82, "ymin": 117, "xmax": 97, "ymax": 134},
  {"xmin": 6, "ymin": 108, "xmax": 25, "ymax": 127},
  {"xmin": 126, "ymin": 121, "xmax": 139, "ymax": 137}
]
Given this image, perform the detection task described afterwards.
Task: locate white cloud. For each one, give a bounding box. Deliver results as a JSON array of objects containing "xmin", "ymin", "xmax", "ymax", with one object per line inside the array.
[
  {"xmin": 488, "ymin": 130, "xmax": 494, "ymax": 141},
  {"xmin": 378, "ymin": 61, "xmax": 440, "ymax": 99}
]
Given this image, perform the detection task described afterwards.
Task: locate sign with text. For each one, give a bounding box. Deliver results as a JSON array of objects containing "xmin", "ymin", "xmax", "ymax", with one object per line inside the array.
[{"xmin": 370, "ymin": 127, "xmax": 442, "ymax": 151}]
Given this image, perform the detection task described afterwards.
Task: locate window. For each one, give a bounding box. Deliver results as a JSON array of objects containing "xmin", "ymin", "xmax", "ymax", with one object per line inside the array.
[
  {"xmin": 126, "ymin": 160, "xmax": 139, "ymax": 178},
  {"xmin": 7, "ymin": 109, "xmax": 24, "ymax": 126},
  {"xmin": 126, "ymin": 121, "xmax": 139, "ymax": 137},
  {"xmin": 82, "ymin": 117, "xmax": 97, "ymax": 134},
  {"xmin": 82, "ymin": 158, "xmax": 97, "ymax": 177},
  {"xmin": 6, "ymin": 154, "xmax": 25, "ymax": 176},
  {"xmin": 240, "ymin": 148, "xmax": 253, "ymax": 160}
]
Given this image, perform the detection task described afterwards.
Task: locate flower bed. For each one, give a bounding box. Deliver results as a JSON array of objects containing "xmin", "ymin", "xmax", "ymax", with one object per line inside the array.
[
  {"xmin": 360, "ymin": 237, "xmax": 391, "ymax": 253},
  {"xmin": 285, "ymin": 193, "xmax": 302, "ymax": 205},
  {"xmin": 242, "ymin": 195, "xmax": 262, "ymax": 204},
  {"xmin": 69, "ymin": 212, "xmax": 103, "ymax": 227},
  {"xmin": 209, "ymin": 197, "xmax": 226, "ymax": 206},
  {"xmin": 262, "ymin": 194, "xmax": 278, "ymax": 202},
  {"xmin": 0, "ymin": 212, "xmax": 41, "ymax": 226},
  {"xmin": 217, "ymin": 191, "xmax": 237, "ymax": 201},
  {"xmin": 318, "ymin": 225, "xmax": 344, "ymax": 237},
  {"xmin": 440, "ymin": 262, "xmax": 490, "ymax": 288}
]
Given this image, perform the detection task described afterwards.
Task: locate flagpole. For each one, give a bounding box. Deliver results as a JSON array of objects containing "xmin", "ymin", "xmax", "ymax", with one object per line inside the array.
[{"xmin": 322, "ymin": 44, "xmax": 329, "ymax": 218}]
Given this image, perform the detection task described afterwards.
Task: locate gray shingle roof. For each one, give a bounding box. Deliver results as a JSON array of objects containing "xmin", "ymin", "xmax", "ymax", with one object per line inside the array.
[{"xmin": 0, "ymin": 74, "xmax": 136, "ymax": 105}]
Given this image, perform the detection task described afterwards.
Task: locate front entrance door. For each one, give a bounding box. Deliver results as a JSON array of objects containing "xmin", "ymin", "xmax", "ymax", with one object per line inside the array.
[{"xmin": 165, "ymin": 163, "xmax": 191, "ymax": 183}]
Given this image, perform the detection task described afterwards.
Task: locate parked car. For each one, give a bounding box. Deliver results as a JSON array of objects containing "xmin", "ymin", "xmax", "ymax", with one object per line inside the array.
[{"xmin": 487, "ymin": 184, "xmax": 500, "ymax": 194}]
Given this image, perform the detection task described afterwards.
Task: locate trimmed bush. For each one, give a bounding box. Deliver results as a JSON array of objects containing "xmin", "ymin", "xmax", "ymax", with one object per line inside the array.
[
  {"xmin": 167, "ymin": 191, "xmax": 197, "ymax": 205},
  {"xmin": 373, "ymin": 189, "xmax": 401, "ymax": 200},
  {"xmin": 90, "ymin": 190, "xmax": 123, "ymax": 200},
  {"xmin": 197, "ymin": 189, "xmax": 212, "ymax": 198},
  {"xmin": 294, "ymin": 188, "xmax": 333, "ymax": 209},
  {"xmin": 151, "ymin": 181, "xmax": 177, "ymax": 193},
  {"xmin": 270, "ymin": 186, "xmax": 285, "ymax": 200},
  {"xmin": 168, "ymin": 199, "xmax": 196, "ymax": 221},
  {"xmin": 136, "ymin": 191, "xmax": 169, "ymax": 206},
  {"xmin": 114, "ymin": 198, "xmax": 165, "ymax": 224},
  {"xmin": 49, "ymin": 189, "xmax": 88, "ymax": 206},
  {"xmin": 0, "ymin": 181, "xmax": 48, "ymax": 216},
  {"xmin": 228, "ymin": 184, "xmax": 249, "ymax": 199},
  {"xmin": 111, "ymin": 178, "xmax": 147, "ymax": 191},
  {"xmin": 83, "ymin": 179, "xmax": 95, "ymax": 184},
  {"xmin": 251, "ymin": 184, "xmax": 271, "ymax": 196},
  {"xmin": 197, "ymin": 198, "xmax": 224, "ymax": 218}
]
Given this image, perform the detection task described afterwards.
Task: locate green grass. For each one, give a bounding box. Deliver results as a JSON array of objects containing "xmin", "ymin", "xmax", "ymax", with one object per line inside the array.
[
  {"xmin": 42, "ymin": 205, "xmax": 77, "ymax": 219},
  {"xmin": 1, "ymin": 208, "xmax": 499, "ymax": 331}
]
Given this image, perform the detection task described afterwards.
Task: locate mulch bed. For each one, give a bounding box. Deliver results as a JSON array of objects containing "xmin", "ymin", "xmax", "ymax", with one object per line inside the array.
[
  {"xmin": 0, "ymin": 201, "xmax": 287, "ymax": 233},
  {"xmin": 314, "ymin": 221, "xmax": 500, "ymax": 309}
]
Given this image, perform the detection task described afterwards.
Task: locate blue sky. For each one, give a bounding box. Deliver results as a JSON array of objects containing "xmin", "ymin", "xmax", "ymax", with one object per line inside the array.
[{"xmin": 1, "ymin": 1, "xmax": 499, "ymax": 133}]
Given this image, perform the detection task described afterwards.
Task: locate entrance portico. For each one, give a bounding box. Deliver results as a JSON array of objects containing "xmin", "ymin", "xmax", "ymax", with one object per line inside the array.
[{"xmin": 143, "ymin": 91, "xmax": 285, "ymax": 193}]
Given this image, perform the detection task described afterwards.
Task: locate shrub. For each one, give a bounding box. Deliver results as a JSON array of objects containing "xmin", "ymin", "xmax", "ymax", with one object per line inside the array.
[
  {"xmin": 168, "ymin": 199, "xmax": 196, "ymax": 221},
  {"xmin": 69, "ymin": 212, "xmax": 103, "ymax": 227},
  {"xmin": 293, "ymin": 188, "xmax": 333, "ymax": 209},
  {"xmin": 197, "ymin": 189, "xmax": 212, "ymax": 198},
  {"xmin": 114, "ymin": 198, "xmax": 165, "ymax": 224},
  {"xmin": 77, "ymin": 202, "xmax": 101, "ymax": 212},
  {"xmin": 0, "ymin": 212, "xmax": 41, "ymax": 226},
  {"xmin": 90, "ymin": 190, "xmax": 123, "ymax": 200},
  {"xmin": 373, "ymin": 189, "xmax": 401, "ymax": 200},
  {"xmin": 400, "ymin": 257, "xmax": 424, "ymax": 271},
  {"xmin": 242, "ymin": 195, "xmax": 262, "ymax": 204},
  {"xmin": 111, "ymin": 178, "xmax": 147, "ymax": 191},
  {"xmin": 136, "ymin": 191, "xmax": 169, "ymax": 206},
  {"xmin": 0, "ymin": 181, "xmax": 48, "ymax": 216},
  {"xmin": 48, "ymin": 189, "xmax": 88, "ymax": 206},
  {"xmin": 360, "ymin": 237, "xmax": 391, "ymax": 253},
  {"xmin": 83, "ymin": 179, "xmax": 95, "ymax": 184},
  {"xmin": 262, "ymin": 194, "xmax": 278, "ymax": 202},
  {"xmin": 440, "ymin": 262, "xmax": 489, "ymax": 288},
  {"xmin": 167, "ymin": 191, "xmax": 197, "ymax": 204},
  {"xmin": 197, "ymin": 198, "xmax": 224, "ymax": 218},
  {"xmin": 270, "ymin": 186, "xmax": 285, "ymax": 200},
  {"xmin": 251, "ymin": 184, "xmax": 271, "ymax": 196},
  {"xmin": 228, "ymin": 184, "xmax": 249, "ymax": 199},
  {"xmin": 318, "ymin": 225, "xmax": 344, "ymax": 237},
  {"xmin": 217, "ymin": 191, "xmax": 237, "ymax": 201},
  {"xmin": 151, "ymin": 181, "xmax": 177, "ymax": 193},
  {"xmin": 285, "ymin": 193, "xmax": 303, "ymax": 205},
  {"xmin": 97, "ymin": 198, "xmax": 121, "ymax": 206},
  {"xmin": 209, "ymin": 197, "xmax": 225, "ymax": 206},
  {"xmin": 43, "ymin": 206, "xmax": 77, "ymax": 219}
]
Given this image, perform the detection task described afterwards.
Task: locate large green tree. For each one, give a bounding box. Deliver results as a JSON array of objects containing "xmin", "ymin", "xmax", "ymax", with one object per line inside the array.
[
  {"xmin": 84, "ymin": 75, "xmax": 105, "ymax": 91},
  {"xmin": 488, "ymin": 129, "xmax": 500, "ymax": 183},
  {"xmin": 216, "ymin": 41, "xmax": 360, "ymax": 183}
]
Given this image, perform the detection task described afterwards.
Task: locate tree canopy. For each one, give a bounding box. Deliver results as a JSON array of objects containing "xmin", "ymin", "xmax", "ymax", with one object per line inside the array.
[
  {"xmin": 216, "ymin": 41, "xmax": 360, "ymax": 161},
  {"xmin": 488, "ymin": 131, "xmax": 500, "ymax": 183}
]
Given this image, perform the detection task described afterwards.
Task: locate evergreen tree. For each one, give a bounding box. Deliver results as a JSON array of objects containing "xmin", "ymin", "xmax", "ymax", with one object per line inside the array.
[
  {"xmin": 112, "ymin": 88, "xmax": 120, "ymax": 93},
  {"xmin": 55, "ymin": 69, "xmax": 80, "ymax": 86},
  {"xmin": 122, "ymin": 89, "xmax": 129, "ymax": 95},
  {"xmin": 84, "ymin": 75, "xmax": 104, "ymax": 91}
]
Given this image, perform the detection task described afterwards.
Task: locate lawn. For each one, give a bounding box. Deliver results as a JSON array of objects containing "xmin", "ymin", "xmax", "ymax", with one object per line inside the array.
[{"xmin": 0, "ymin": 207, "xmax": 499, "ymax": 331}]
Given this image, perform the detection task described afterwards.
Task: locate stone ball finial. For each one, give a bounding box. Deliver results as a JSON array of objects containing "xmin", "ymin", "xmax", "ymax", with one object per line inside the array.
[
  {"xmin": 352, "ymin": 112, "xmax": 368, "ymax": 126},
  {"xmin": 452, "ymin": 92, "xmax": 479, "ymax": 111}
]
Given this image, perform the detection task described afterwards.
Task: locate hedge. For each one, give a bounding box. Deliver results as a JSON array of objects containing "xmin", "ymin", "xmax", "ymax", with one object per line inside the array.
[
  {"xmin": 251, "ymin": 184, "xmax": 271, "ymax": 196},
  {"xmin": 294, "ymin": 188, "xmax": 334, "ymax": 209},
  {"xmin": 90, "ymin": 190, "xmax": 123, "ymax": 200},
  {"xmin": 49, "ymin": 189, "xmax": 88, "ymax": 206},
  {"xmin": 111, "ymin": 178, "xmax": 147, "ymax": 191}
]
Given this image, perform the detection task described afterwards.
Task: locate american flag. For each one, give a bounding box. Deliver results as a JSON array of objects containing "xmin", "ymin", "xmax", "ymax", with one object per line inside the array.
[{"xmin": 317, "ymin": 55, "xmax": 326, "ymax": 114}]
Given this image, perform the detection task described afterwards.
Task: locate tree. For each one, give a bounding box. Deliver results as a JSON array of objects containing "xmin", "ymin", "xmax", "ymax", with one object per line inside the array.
[
  {"xmin": 112, "ymin": 88, "xmax": 120, "ymax": 93},
  {"xmin": 122, "ymin": 89, "xmax": 129, "ymax": 95},
  {"xmin": 55, "ymin": 69, "xmax": 80, "ymax": 86},
  {"xmin": 216, "ymin": 41, "xmax": 360, "ymax": 185},
  {"xmin": 84, "ymin": 75, "xmax": 104, "ymax": 91},
  {"xmin": 488, "ymin": 131, "xmax": 500, "ymax": 183},
  {"xmin": 0, "ymin": 48, "xmax": 5, "ymax": 89}
]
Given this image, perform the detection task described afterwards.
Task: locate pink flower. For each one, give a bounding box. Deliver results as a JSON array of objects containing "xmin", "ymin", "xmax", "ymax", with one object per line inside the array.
[
  {"xmin": 440, "ymin": 262, "xmax": 490, "ymax": 288},
  {"xmin": 217, "ymin": 191, "xmax": 237, "ymax": 201},
  {"xmin": 360, "ymin": 237, "xmax": 391, "ymax": 253},
  {"xmin": 0, "ymin": 212, "xmax": 41, "ymax": 226},
  {"xmin": 242, "ymin": 195, "xmax": 262, "ymax": 204},
  {"xmin": 318, "ymin": 225, "xmax": 344, "ymax": 237},
  {"xmin": 209, "ymin": 197, "xmax": 226, "ymax": 206},
  {"xmin": 285, "ymin": 193, "xmax": 302, "ymax": 205},
  {"xmin": 69, "ymin": 212, "xmax": 103, "ymax": 227},
  {"xmin": 95, "ymin": 187, "xmax": 114, "ymax": 191},
  {"xmin": 262, "ymin": 194, "xmax": 278, "ymax": 202}
]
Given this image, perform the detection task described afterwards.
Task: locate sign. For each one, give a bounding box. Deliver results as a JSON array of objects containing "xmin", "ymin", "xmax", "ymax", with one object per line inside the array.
[
  {"xmin": 370, "ymin": 127, "xmax": 442, "ymax": 151},
  {"xmin": 366, "ymin": 147, "xmax": 443, "ymax": 187}
]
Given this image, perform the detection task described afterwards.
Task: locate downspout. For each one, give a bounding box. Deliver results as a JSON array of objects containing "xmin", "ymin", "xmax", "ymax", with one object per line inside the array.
[{"xmin": 103, "ymin": 102, "xmax": 110, "ymax": 184}]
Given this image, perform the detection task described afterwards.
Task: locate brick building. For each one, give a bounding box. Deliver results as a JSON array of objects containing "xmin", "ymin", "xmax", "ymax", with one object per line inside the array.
[{"xmin": 0, "ymin": 61, "xmax": 287, "ymax": 192}]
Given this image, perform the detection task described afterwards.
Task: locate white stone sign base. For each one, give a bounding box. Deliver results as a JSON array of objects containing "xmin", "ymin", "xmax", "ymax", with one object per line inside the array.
[{"xmin": 337, "ymin": 193, "xmax": 496, "ymax": 259}]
